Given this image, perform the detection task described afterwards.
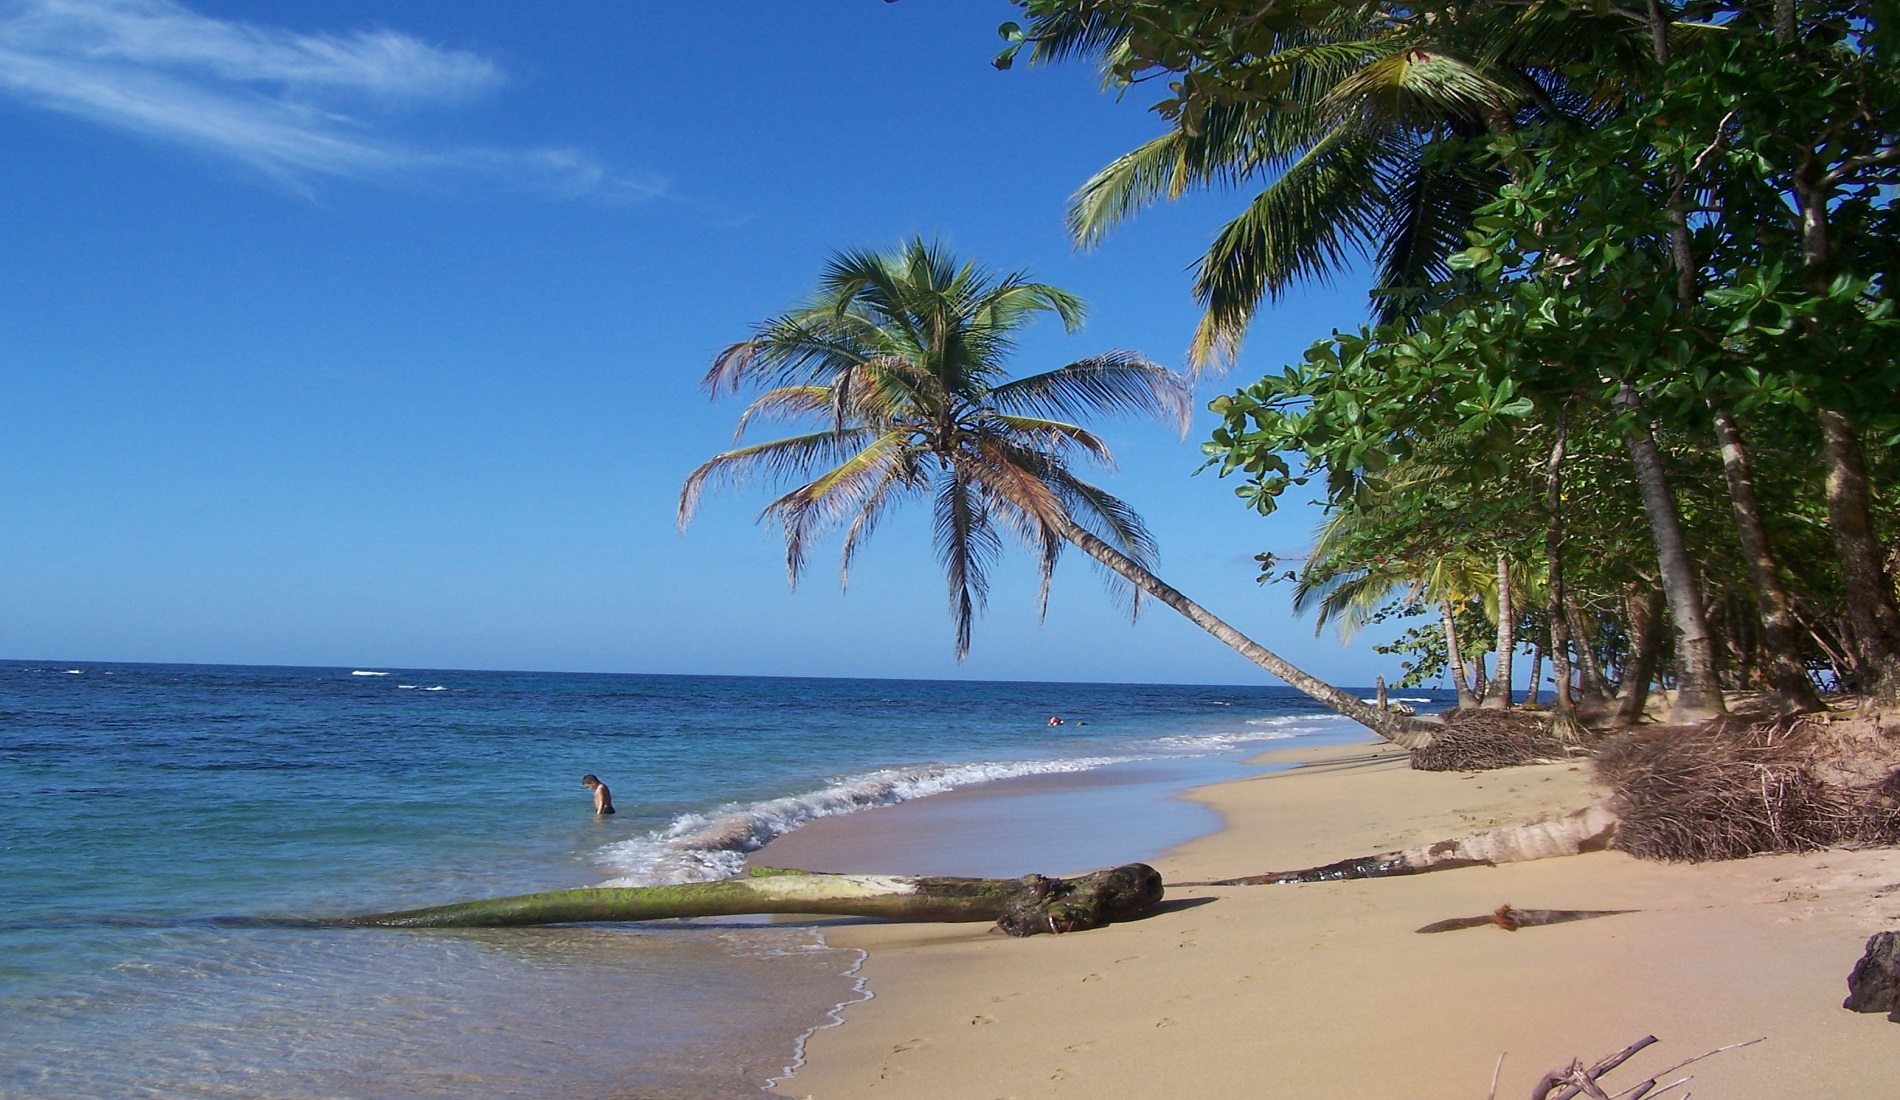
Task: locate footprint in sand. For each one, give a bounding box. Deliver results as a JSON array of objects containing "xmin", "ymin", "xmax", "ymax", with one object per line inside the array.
[
  {"xmin": 892, "ymin": 1038, "xmax": 927, "ymax": 1054},
  {"xmin": 971, "ymin": 1015, "xmax": 995, "ymax": 1026},
  {"xmin": 1064, "ymin": 1040, "xmax": 1095, "ymax": 1053},
  {"xmin": 1155, "ymin": 1018, "xmax": 1177, "ymax": 1028},
  {"xmin": 1051, "ymin": 1068, "xmax": 1074, "ymax": 1081}
]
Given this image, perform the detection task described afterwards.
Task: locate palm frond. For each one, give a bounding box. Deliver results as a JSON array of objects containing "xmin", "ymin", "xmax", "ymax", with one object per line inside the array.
[
  {"xmin": 1188, "ymin": 122, "xmax": 1394, "ymax": 366},
  {"xmin": 759, "ymin": 433, "xmax": 910, "ymax": 586},
  {"xmin": 678, "ymin": 428, "xmax": 883, "ymax": 529},
  {"xmin": 989, "ymin": 415, "xmax": 1117, "ymax": 467},
  {"xmin": 934, "ymin": 472, "xmax": 1002, "ymax": 660},
  {"xmin": 988, "ymin": 352, "xmax": 1192, "ymax": 436},
  {"xmin": 1322, "ymin": 49, "xmax": 1524, "ymax": 130}
]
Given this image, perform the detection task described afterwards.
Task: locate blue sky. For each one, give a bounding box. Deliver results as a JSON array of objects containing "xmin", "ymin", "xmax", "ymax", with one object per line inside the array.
[{"xmin": 0, "ymin": 0, "xmax": 1425, "ymax": 687}]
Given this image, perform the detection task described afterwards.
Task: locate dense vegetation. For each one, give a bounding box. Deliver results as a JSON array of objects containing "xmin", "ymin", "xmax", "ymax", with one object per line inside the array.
[{"xmin": 1005, "ymin": 0, "xmax": 1900, "ymax": 720}]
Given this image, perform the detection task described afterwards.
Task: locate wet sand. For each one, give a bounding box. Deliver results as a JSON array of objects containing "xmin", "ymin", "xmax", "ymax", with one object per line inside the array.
[{"xmin": 765, "ymin": 738, "xmax": 1900, "ymax": 1099}]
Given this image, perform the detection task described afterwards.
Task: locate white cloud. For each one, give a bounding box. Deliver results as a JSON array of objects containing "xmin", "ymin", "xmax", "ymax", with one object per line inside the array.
[{"xmin": 0, "ymin": 0, "xmax": 661, "ymax": 199}]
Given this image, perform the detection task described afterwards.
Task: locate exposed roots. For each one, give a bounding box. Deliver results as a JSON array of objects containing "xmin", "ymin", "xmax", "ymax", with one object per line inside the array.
[
  {"xmin": 1409, "ymin": 708, "xmax": 1579, "ymax": 772},
  {"xmin": 1596, "ymin": 712, "xmax": 1900, "ymax": 862}
]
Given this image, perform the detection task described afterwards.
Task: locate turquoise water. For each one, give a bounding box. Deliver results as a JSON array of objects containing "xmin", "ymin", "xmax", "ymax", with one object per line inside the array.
[{"xmin": 0, "ymin": 662, "xmax": 1437, "ymax": 1098}]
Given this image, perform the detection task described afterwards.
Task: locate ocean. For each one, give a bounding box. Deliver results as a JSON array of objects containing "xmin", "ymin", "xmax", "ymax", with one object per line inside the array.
[{"xmin": 0, "ymin": 662, "xmax": 1441, "ymax": 1098}]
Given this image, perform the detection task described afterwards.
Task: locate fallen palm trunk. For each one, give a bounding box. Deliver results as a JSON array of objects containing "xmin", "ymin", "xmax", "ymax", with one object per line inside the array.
[
  {"xmin": 336, "ymin": 863, "xmax": 1163, "ymax": 938},
  {"xmin": 1176, "ymin": 803, "xmax": 1621, "ymax": 886}
]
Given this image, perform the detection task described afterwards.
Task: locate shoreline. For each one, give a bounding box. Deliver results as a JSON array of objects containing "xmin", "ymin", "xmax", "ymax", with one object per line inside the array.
[{"xmin": 769, "ymin": 737, "xmax": 1900, "ymax": 1098}]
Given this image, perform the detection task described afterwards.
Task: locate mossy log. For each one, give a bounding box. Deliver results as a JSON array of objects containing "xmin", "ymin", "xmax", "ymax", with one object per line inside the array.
[{"xmin": 337, "ymin": 863, "xmax": 1163, "ymax": 938}]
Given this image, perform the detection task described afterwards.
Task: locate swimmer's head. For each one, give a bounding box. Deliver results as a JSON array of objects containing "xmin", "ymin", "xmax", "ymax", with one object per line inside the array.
[{"xmin": 581, "ymin": 774, "xmax": 602, "ymax": 789}]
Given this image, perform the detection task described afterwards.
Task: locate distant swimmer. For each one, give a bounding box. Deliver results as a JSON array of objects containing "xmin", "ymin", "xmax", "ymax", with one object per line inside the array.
[
  {"xmin": 1047, "ymin": 716, "xmax": 1064, "ymax": 726},
  {"xmin": 581, "ymin": 773, "xmax": 616, "ymax": 816}
]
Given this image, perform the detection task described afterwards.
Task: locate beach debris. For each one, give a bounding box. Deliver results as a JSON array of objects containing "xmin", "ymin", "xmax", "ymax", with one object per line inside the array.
[
  {"xmin": 1518, "ymin": 1034, "xmax": 1763, "ymax": 1100},
  {"xmin": 1415, "ymin": 904, "xmax": 1636, "ymax": 934},
  {"xmin": 1410, "ymin": 708, "xmax": 1578, "ymax": 773},
  {"xmin": 1844, "ymin": 930, "xmax": 1900, "ymax": 1021},
  {"xmin": 1174, "ymin": 803, "xmax": 1620, "ymax": 886},
  {"xmin": 336, "ymin": 862, "xmax": 1164, "ymax": 938},
  {"xmin": 1597, "ymin": 712, "xmax": 1900, "ymax": 862}
]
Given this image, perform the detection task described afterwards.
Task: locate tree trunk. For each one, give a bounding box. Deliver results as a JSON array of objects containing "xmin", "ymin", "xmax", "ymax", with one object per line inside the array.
[
  {"xmin": 1616, "ymin": 588, "xmax": 1666, "ymax": 725},
  {"xmin": 341, "ymin": 864, "xmax": 1164, "ymax": 937},
  {"xmin": 1565, "ymin": 595, "xmax": 1612, "ymax": 698},
  {"xmin": 1545, "ymin": 413, "xmax": 1577, "ymax": 734},
  {"xmin": 1443, "ymin": 601, "xmax": 1482, "ymax": 710},
  {"xmin": 1710, "ymin": 406, "xmax": 1824, "ymax": 712},
  {"xmin": 1527, "ymin": 645, "xmax": 1544, "ymax": 707},
  {"xmin": 1182, "ymin": 804, "xmax": 1620, "ymax": 885},
  {"xmin": 1818, "ymin": 409, "xmax": 1900, "ymax": 705},
  {"xmin": 1482, "ymin": 554, "xmax": 1516, "ymax": 708},
  {"xmin": 1043, "ymin": 512, "xmax": 1437, "ymax": 748},
  {"xmin": 1615, "ymin": 386, "xmax": 1726, "ymax": 722}
]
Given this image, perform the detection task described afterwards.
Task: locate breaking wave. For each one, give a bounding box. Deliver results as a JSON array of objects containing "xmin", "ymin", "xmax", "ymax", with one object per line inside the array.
[{"xmin": 595, "ymin": 717, "xmax": 1354, "ymax": 886}]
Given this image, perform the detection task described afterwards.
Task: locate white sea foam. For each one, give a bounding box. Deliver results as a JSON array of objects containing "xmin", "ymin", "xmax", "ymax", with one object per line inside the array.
[
  {"xmin": 594, "ymin": 720, "xmax": 1353, "ymax": 887},
  {"xmin": 768, "ymin": 937, "xmax": 872, "ymax": 1091},
  {"xmin": 596, "ymin": 756, "xmax": 1131, "ymax": 885},
  {"xmin": 422, "ymin": 686, "xmax": 446, "ymax": 692},
  {"xmin": 397, "ymin": 684, "xmax": 417, "ymax": 690},
  {"xmin": 350, "ymin": 670, "xmax": 389, "ymax": 677}
]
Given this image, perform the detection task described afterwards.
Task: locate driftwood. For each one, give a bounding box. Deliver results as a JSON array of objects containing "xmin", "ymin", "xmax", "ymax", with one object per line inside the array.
[
  {"xmin": 337, "ymin": 863, "xmax": 1163, "ymax": 938},
  {"xmin": 1416, "ymin": 904, "xmax": 1636, "ymax": 934},
  {"xmin": 1176, "ymin": 804, "xmax": 1621, "ymax": 886},
  {"xmin": 1844, "ymin": 930, "xmax": 1900, "ymax": 1021},
  {"xmin": 1518, "ymin": 1034, "xmax": 1763, "ymax": 1100}
]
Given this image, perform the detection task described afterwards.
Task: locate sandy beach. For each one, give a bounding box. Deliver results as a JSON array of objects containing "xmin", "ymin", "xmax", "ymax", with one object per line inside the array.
[{"xmin": 770, "ymin": 738, "xmax": 1900, "ymax": 1099}]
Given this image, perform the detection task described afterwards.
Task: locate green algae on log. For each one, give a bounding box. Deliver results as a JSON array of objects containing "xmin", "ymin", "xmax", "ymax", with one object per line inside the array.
[{"xmin": 337, "ymin": 863, "xmax": 1164, "ymax": 938}]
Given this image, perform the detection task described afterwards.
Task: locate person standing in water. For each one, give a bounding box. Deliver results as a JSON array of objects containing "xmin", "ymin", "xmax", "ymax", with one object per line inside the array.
[{"xmin": 581, "ymin": 773, "xmax": 615, "ymax": 816}]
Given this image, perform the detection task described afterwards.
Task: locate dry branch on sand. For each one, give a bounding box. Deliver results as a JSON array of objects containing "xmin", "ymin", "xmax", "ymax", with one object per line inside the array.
[
  {"xmin": 1506, "ymin": 1034, "xmax": 1763, "ymax": 1100},
  {"xmin": 1416, "ymin": 904, "xmax": 1635, "ymax": 933}
]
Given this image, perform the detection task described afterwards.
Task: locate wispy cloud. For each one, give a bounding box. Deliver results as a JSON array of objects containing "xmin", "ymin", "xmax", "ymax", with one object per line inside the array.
[{"xmin": 0, "ymin": 0, "xmax": 662, "ymax": 199}]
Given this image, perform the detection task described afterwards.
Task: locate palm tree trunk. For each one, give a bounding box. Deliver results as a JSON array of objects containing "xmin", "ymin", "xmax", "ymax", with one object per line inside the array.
[
  {"xmin": 340, "ymin": 864, "xmax": 1163, "ymax": 937},
  {"xmin": 1818, "ymin": 410, "xmax": 1900, "ymax": 705},
  {"xmin": 1185, "ymin": 804, "xmax": 1620, "ymax": 885},
  {"xmin": 1709, "ymin": 406, "xmax": 1823, "ymax": 712},
  {"xmin": 1544, "ymin": 414, "xmax": 1578, "ymax": 736},
  {"xmin": 1482, "ymin": 554, "xmax": 1515, "ymax": 708},
  {"xmin": 1564, "ymin": 594, "xmax": 1611, "ymax": 699},
  {"xmin": 1442, "ymin": 602, "xmax": 1481, "ymax": 709},
  {"xmin": 1526, "ymin": 645, "xmax": 1543, "ymax": 707},
  {"xmin": 1614, "ymin": 386, "xmax": 1726, "ymax": 722},
  {"xmin": 1616, "ymin": 588, "xmax": 1666, "ymax": 725},
  {"xmin": 1044, "ymin": 512, "xmax": 1436, "ymax": 749}
]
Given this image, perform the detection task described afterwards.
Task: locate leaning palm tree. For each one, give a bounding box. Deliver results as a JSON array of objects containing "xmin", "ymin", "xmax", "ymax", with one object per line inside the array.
[{"xmin": 680, "ymin": 238, "xmax": 1431, "ymax": 747}]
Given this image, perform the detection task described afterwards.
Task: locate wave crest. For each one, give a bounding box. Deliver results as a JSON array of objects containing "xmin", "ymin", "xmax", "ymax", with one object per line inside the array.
[{"xmin": 594, "ymin": 719, "xmax": 1353, "ymax": 886}]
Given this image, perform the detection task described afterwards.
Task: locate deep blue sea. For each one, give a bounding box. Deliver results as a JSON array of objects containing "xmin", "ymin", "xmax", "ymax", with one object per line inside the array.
[{"xmin": 0, "ymin": 662, "xmax": 1441, "ymax": 1099}]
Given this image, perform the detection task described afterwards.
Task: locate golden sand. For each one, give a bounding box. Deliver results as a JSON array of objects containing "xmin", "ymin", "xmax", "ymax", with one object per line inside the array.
[{"xmin": 776, "ymin": 739, "xmax": 1900, "ymax": 1098}]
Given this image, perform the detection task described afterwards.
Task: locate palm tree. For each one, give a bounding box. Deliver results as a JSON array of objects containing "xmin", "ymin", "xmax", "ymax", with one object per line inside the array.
[
  {"xmin": 1023, "ymin": 4, "xmax": 1642, "ymax": 362},
  {"xmin": 679, "ymin": 238, "xmax": 1432, "ymax": 747}
]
